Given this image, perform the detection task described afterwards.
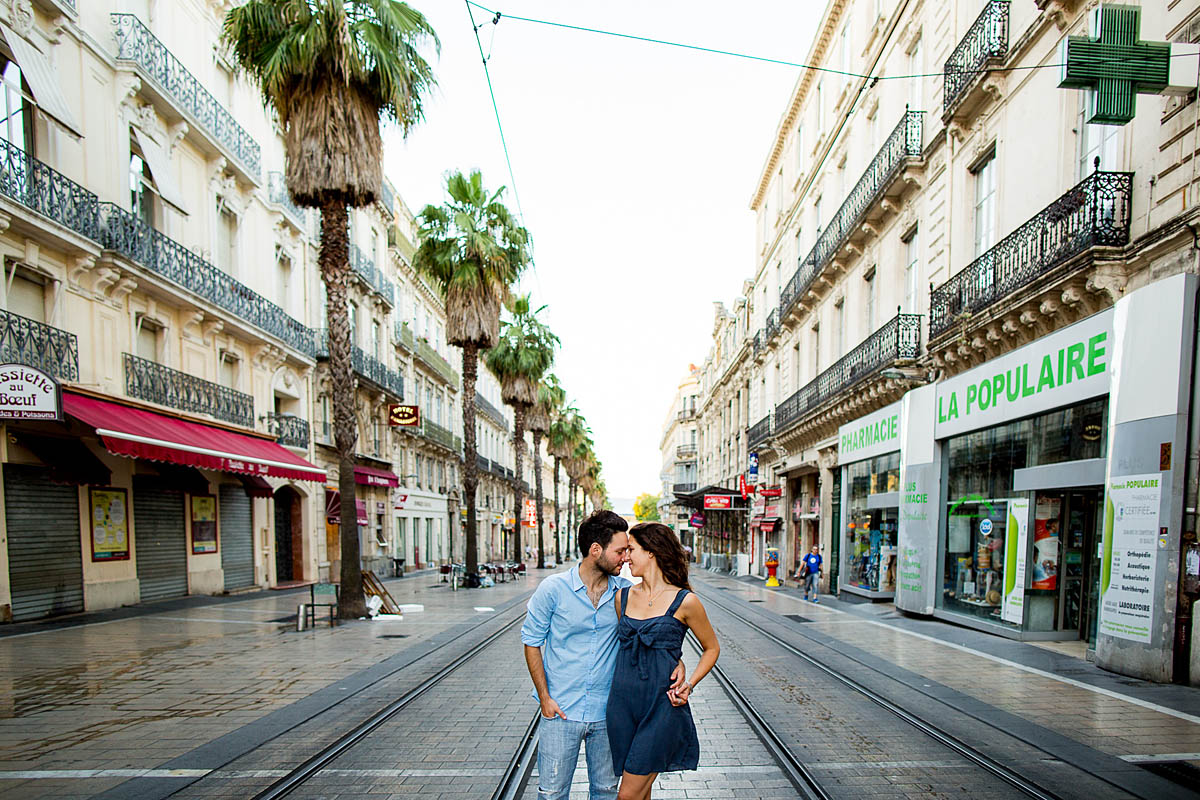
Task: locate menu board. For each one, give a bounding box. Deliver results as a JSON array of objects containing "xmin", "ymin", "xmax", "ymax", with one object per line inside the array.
[{"xmin": 1099, "ymin": 473, "xmax": 1161, "ymax": 644}]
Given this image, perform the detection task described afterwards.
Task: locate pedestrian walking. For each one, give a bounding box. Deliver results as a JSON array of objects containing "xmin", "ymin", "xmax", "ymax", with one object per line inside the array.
[
  {"xmin": 606, "ymin": 522, "xmax": 720, "ymax": 800},
  {"xmin": 522, "ymin": 511, "xmax": 687, "ymax": 800},
  {"xmin": 799, "ymin": 545, "xmax": 823, "ymax": 602}
]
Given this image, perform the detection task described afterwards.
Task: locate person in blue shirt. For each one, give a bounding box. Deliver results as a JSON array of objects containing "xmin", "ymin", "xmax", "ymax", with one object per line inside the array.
[
  {"xmin": 522, "ymin": 510, "xmax": 685, "ymax": 800},
  {"xmin": 801, "ymin": 545, "xmax": 823, "ymax": 602}
]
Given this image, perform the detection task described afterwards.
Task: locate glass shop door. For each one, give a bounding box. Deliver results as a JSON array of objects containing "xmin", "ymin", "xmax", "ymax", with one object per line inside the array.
[{"xmin": 1030, "ymin": 489, "xmax": 1102, "ymax": 639}]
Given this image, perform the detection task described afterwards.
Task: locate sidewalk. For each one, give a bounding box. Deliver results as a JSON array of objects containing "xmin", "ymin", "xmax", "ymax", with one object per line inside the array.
[{"xmin": 0, "ymin": 566, "xmax": 559, "ymax": 800}]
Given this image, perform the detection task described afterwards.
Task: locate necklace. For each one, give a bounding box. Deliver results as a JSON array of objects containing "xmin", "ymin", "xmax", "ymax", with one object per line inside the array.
[{"xmin": 643, "ymin": 584, "xmax": 668, "ymax": 607}]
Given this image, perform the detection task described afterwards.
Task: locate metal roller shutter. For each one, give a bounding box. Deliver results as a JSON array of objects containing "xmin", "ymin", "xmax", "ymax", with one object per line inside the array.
[
  {"xmin": 219, "ymin": 484, "xmax": 254, "ymax": 591},
  {"xmin": 133, "ymin": 485, "xmax": 187, "ymax": 602},
  {"xmin": 4, "ymin": 465, "xmax": 82, "ymax": 621}
]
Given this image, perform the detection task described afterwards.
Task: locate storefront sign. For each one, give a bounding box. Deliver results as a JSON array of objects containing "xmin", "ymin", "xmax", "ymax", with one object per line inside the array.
[
  {"xmin": 896, "ymin": 384, "xmax": 939, "ymax": 615},
  {"xmin": 1002, "ymin": 499, "xmax": 1030, "ymax": 624},
  {"xmin": 522, "ymin": 498, "xmax": 536, "ymax": 527},
  {"xmin": 759, "ymin": 485, "xmax": 782, "ymax": 497},
  {"xmin": 935, "ymin": 309, "xmax": 1113, "ymax": 439},
  {"xmin": 1099, "ymin": 472, "xmax": 1162, "ymax": 643},
  {"xmin": 388, "ymin": 404, "xmax": 419, "ymax": 426},
  {"xmin": 190, "ymin": 495, "xmax": 218, "ymax": 554},
  {"xmin": 838, "ymin": 400, "xmax": 902, "ymax": 464},
  {"xmin": 752, "ymin": 495, "xmax": 766, "ymax": 515},
  {"xmin": 689, "ymin": 513, "xmax": 706, "ymax": 527},
  {"xmin": 704, "ymin": 494, "xmax": 732, "ymax": 509},
  {"xmin": 765, "ymin": 502, "xmax": 781, "ymax": 518},
  {"xmin": 393, "ymin": 492, "xmax": 409, "ymax": 509},
  {"xmin": 738, "ymin": 474, "xmax": 749, "ymax": 498},
  {"xmin": 90, "ymin": 487, "xmax": 129, "ymax": 561},
  {"xmin": 748, "ymin": 452, "xmax": 759, "ymax": 484},
  {"xmin": 0, "ymin": 363, "xmax": 61, "ymax": 420}
]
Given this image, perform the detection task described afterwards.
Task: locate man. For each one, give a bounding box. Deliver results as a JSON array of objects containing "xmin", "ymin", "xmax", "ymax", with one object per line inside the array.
[
  {"xmin": 801, "ymin": 544, "xmax": 823, "ymax": 603},
  {"xmin": 522, "ymin": 510, "xmax": 684, "ymax": 799}
]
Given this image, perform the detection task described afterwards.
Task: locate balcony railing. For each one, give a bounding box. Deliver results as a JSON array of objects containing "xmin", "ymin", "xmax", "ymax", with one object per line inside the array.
[
  {"xmin": 752, "ymin": 330, "xmax": 764, "ymax": 358},
  {"xmin": 765, "ymin": 308, "xmax": 781, "ymax": 340},
  {"xmin": 929, "ymin": 171, "xmax": 1133, "ymax": 337},
  {"xmin": 673, "ymin": 482, "xmax": 697, "ymax": 494},
  {"xmin": 124, "ymin": 353, "xmax": 253, "ymax": 428},
  {"xmin": 676, "ymin": 407, "xmax": 696, "ymax": 422},
  {"xmin": 475, "ymin": 392, "xmax": 509, "ymax": 431},
  {"xmin": 748, "ymin": 412, "xmax": 773, "ymax": 450},
  {"xmin": 350, "ymin": 243, "xmax": 395, "ymax": 306},
  {"xmin": 780, "ymin": 111, "xmax": 924, "ymax": 320},
  {"xmin": 268, "ymin": 172, "xmax": 307, "ymax": 227},
  {"xmin": 0, "ymin": 140, "xmax": 99, "ymax": 241},
  {"xmin": 420, "ymin": 418, "xmax": 462, "ymax": 453},
  {"xmin": 111, "ymin": 14, "xmax": 261, "ymax": 180},
  {"xmin": 379, "ymin": 182, "xmax": 395, "ymax": 214},
  {"xmin": 265, "ymin": 413, "xmax": 310, "ymax": 449},
  {"xmin": 314, "ymin": 329, "xmax": 405, "ymax": 398},
  {"xmin": 395, "ymin": 320, "xmax": 416, "ymax": 351},
  {"xmin": 774, "ymin": 314, "xmax": 921, "ymax": 435},
  {"xmin": 0, "ymin": 310, "xmax": 79, "ymax": 382},
  {"xmin": 676, "ymin": 443, "xmax": 698, "ymax": 460},
  {"xmin": 100, "ymin": 204, "xmax": 316, "ymax": 358},
  {"xmin": 414, "ymin": 338, "xmax": 460, "ymax": 389},
  {"xmin": 943, "ymin": 1, "xmax": 1010, "ymax": 117}
]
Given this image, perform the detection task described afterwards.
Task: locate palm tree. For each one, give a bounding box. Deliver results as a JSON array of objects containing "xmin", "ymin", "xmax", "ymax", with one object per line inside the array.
[
  {"xmin": 414, "ymin": 171, "xmax": 531, "ymax": 575},
  {"xmin": 224, "ymin": 0, "xmax": 437, "ymax": 618},
  {"xmin": 484, "ymin": 296, "xmax": 558, "ymax": 563},
  {"xmin": 565, "ymin": 438, "xmax": 594, "ymax": 557},
  {"xmin": 527, "ymin": 375, "xmax": 565, "ymax": 569},
  {"xmin": 547, "ymin": 405, "xmax": 585, "ymax": 564}
]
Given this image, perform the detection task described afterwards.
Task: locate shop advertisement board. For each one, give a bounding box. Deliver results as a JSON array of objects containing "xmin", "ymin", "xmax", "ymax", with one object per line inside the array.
[
  {"xmin": 1001, "ymin": 499, "xmax": 1029, "ymax": 624},
  {"xmin": 0, "ymin": 363, "xmax": 61, "ymax": 420},
  {"xmin": 1032, "ymin": 496, "xmax": 1061, "ymax": 590},
  {"xmin": 90, "ymin": 487, "xmax": 129, "ymax": 561},
  {"xmin": 703, "ymin": 495, "xmax": 732, "ymax": 510},
  {"xmin": 1098, "ymin": 472, "xmax": 1162, "ymax": 644},
  {"xmin": 896, "ymin": 384, "xmax": 939, "ymax": 615},
  {"xmin": 934, "ymin": 309, "xmax": 1113, "ymax": 439},
  {"xmin": 190, "ymin": 495, "xmax": 218, "ymax": 554},
  {"xmin": 838, "ymin": 400, "xmax": 902, "ymax": 465}
]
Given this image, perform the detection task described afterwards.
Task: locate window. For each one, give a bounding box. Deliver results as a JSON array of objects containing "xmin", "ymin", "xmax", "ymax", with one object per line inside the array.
[
  {"xmin": 814, "ymin": 197, "xmax": 822, "ymax": 233},
  {"xmin": 909, "ymin": 37, "xmax": 923, "ymax": 112},
  {"xmin": 834, "ymin": 300, "xmax": 845, "ymax": 356},
  {"xmin": 774, "ymin": 169, "xmax": 783, "ymax": 216},
  {"xmin": 794, "ymin": 124, "xmax": 804, "ymax": 171},
  {"xmin": 216, "ymin": 205, "xmax": 237, "ymax": 275},
  {"xmin": 812, "ymin": 323, "xmax": 821, "ymax": 373},
  {"xmin": 371, "ymin": 320, "xmax": 381, "ymax": 359},
  {"xmin": 904, "ymin": 228, "xmax": 920, "ymax": 313},
  {"xmin": 136, "ymin": 317, "xmax": 159, "ymax": 362},
  {"xmin": 0, "ymin": 60, "xmax": 31, "ymax": 151},
  {"xmin": 792, "ymin": 342, "xmax": 801, "ymax": 390},
  {"xmin": 864, "ymin": 268, "xmax": 876, "ymax": 331},
  {"xmin": 349, "ymin": 301, "xmax": 358, "ymax": 346},
  {"xmin": 839, "ymin": 26, "xmax": 851, "ymax": 92},
  {"xmin": 816, "ymin": 79, "xmax": 825, "ymax": 133},
  {"xmin": 1078, "ymin": 92, "xmax": 1121, "ymax": 179},
  {"xmin": 277, "ymin": 252, "xmax": 292, "ymax": 315},
  {"xmin": 774, "ymin": 262, "xmax": 782, "ymax": 305},
  {"xmin": 6, "ymin": 271, "xmax": 43, "ymax": 321},
  {"xmin": 219, "ymin": 351, "xmax": 239, "ymax": 390},
  {"xmin": 973, "ymin": 153, "xmax": 997, "ymax": 257},
  {"xmin": 129, "ymin": 153, "xmax": 157, "ymax": 227},
  {"xmin": 416, "ymin": 454, "xmax": 424, "ymax": 489}
]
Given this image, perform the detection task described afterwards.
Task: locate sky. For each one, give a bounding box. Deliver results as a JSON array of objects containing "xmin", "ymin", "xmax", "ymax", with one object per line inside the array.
[{"xmin": 385, "ymin": 1, "xmax": 821, "ymax": 498}]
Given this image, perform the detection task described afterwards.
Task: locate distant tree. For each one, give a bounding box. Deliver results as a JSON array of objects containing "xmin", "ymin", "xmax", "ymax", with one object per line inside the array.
[{"xmin": 634, "ymin": 493, "xmax": 661, "ymax": 521}]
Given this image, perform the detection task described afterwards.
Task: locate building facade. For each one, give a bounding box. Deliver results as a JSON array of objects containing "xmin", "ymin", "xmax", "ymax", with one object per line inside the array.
[
  {"xmin": 658, "ymin": 367, "xmax": 700, "ymax": 548},
  {"xmin": 673, "ymin": 0, "xmax": 1200, "ymax": 683}
]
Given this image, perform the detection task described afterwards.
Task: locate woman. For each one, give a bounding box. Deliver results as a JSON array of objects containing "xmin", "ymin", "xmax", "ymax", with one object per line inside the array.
[{"xmin": 606, "ymin": 522, "xmax": 720, "ymax": 800}]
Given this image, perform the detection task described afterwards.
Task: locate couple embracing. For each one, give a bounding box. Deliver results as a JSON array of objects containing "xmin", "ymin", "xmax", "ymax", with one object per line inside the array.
[{"xmin": 522, "ymin": 510, "xmax": 721, "ymax": 800}]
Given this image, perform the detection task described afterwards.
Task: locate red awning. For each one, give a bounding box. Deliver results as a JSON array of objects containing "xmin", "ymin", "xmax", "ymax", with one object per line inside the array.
[
  {"xmin": 355, "ymin": 499, "xmax": 369, "ymax": 526},
  {"xmin": 750, "ymin": 515, "xmax": 765, "ymax": 529},
  {"xmin": 64, "ymin": 392, "xmax": 325, "ymax": 483},
  {"xmin": 354, "ymin": 465, "xmax": 399, "ymax": 487},
  {"xmin": 325, "ymin": 489, "xmax": 368, "ymax": 525}
]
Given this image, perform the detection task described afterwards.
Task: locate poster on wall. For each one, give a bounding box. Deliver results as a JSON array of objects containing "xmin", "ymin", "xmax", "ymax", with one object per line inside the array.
[
  {"xmin": 1032, "ymin": 496, "xmax": 1061, "ymax": 590},
  {"xmin": 90, "ymin": 487, "xmax": 129, "ymax": 561},
  {"xmin": 1002, "ymin": 499, "xmax": 1030, "ymax": 624},
  {"xmin": 1099, "ymin": 473, "xmax": 1162, "ymax": 643},
  {"xmin": 191, "ymin": 495, "xmax": 218, "ymax": 554}
]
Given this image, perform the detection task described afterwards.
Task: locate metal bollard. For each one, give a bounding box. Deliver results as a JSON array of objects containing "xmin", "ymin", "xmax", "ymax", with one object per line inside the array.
[{"xmin": 297, "ymin": 604, "xmax": 306, "ymax": 631}]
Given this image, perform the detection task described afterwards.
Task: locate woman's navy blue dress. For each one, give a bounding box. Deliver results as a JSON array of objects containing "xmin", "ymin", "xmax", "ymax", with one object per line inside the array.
[{"xmin": 606, "ymin": 587, "xmax": 699, "ymax": 776}]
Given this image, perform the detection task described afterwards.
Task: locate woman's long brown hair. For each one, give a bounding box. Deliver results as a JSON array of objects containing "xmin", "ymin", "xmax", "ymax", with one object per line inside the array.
[{"xmin": 628, "ymin": 522, "xmax": 691, "ymax": 591}]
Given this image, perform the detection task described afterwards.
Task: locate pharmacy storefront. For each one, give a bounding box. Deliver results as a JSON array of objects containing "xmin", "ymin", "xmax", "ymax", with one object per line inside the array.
[
  {"xmin": 838, "ymin": 401, "xmax": 902, "ymax": 599},
  {"xmin": 899, "ymin": 309, "xmax": 1113, "ymax": 640}
]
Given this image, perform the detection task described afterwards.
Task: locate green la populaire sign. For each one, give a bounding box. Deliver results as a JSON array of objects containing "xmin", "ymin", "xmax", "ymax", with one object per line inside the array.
[
  {"xmin": 838, "ymin": 399, "xmax": 902, "ymax": 465},
  {"xmin": 934, "ymin": 309, "xmax": 1113, "ymax": 439}
]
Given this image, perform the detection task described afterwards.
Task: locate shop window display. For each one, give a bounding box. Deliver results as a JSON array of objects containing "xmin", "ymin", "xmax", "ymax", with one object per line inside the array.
[
  {"xmin": 941, "ymin": 400, "xmax": 1106, "ymax": 626},
  {"xmin": 844, "ymin": 452, "xmax": 899, "ymax": 592}
]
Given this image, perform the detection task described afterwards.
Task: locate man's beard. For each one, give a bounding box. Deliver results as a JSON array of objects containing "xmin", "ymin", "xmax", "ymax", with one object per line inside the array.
[{"xmin": 595, "ymin": 552, "xmax": 622, "ymax": 576}]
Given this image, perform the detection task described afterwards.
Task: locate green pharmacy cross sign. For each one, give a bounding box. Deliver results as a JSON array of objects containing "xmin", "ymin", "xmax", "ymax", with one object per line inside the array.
[{"xmin": 1059, "ymin": 5, "xmax": 1170, "ymax": 126}]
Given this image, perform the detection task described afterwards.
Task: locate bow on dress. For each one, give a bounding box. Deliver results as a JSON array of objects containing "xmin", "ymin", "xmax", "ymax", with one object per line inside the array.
[{"xmin": 618, "ymin": 619, "xmax": 678, "ymax": 681}]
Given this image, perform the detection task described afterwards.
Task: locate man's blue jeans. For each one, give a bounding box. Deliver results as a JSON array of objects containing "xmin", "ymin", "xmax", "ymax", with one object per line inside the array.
[{"xmin": 537, "ymin": 716, "xmax": 618, "ymax": 800}]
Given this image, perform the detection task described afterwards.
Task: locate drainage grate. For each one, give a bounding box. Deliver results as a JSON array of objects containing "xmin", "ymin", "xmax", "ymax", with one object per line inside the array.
[
  {"xmin": 376, "ymin": 634, "xmax": 410, "ymax": 639},
  {"xmin": 1137, "ymin": 760, "xmax": 1200, "ymax": 788},
  {"xmin": 785, "ymin": 614, "xmax": 813, "ymax": 623},
  {"xmin": 748, "ymin": 599, "xmax": 764, "ymax": 603}
]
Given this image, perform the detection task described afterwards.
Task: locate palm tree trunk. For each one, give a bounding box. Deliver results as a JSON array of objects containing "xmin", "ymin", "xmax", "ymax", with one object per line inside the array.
[
  {"xmin": 568, "ymin": 479, "xmax": 577, "ymax": 557},
  {"xmin": 461, "ymin": 342, "xmax": 480, "ymax": 574},
  {"xmin": 512, "ymin": 405, "xmax": 526, "ymax": 563},
  {"xmin": 533, "ymin": 431, "xmax": 545, "ymax": 569},
  {"xmin": 552, "ymin": 457, "xmax": 562, "ymax": 565},
  {"xmin": 319, "ymin": 200, "xmax": 365, "ymax": 620}
]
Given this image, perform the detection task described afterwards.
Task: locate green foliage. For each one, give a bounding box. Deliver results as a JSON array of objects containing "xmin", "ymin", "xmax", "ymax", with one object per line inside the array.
[
  {"xmin": 485, "ymin": 294, "xmax": 559, "ymax": 405},
  {"xmin": 634, "ymin": 493, "xmax": 661, "ymax": 521}
]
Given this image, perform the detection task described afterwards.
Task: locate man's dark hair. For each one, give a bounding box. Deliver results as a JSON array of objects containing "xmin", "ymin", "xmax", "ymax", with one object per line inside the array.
[{"xmin": 578, "ymin": 509, "xmax": 628, "ymax": 555}]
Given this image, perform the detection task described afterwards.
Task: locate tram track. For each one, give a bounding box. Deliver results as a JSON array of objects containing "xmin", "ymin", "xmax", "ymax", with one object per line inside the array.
[{"xmin": 694, "ymin": 583, "xmax": 1067, "ymax": 800}]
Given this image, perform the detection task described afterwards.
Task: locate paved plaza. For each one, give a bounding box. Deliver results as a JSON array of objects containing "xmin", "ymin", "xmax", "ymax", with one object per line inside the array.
[{"xmin": 0, "ymin": 565, "xmax": 1198, "ymax": 799}]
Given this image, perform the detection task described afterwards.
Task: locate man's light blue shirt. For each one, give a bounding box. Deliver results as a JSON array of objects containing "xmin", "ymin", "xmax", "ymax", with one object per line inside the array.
[{"xmin": 521, "ymin": 566, "xmax": 630, "ymax": 723}]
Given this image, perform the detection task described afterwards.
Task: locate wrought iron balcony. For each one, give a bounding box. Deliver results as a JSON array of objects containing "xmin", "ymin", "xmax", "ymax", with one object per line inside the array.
[
  {"xmin": 0, "ymin": 140, "xmax": 99, "ymax": 241},
  {"xmin": 268, "ymin": 172, "xmax": 307, "ymax": 228},
  {"xmin": 350, "ymin": 243, "xmax": 395, "ymax": 306},
  {"xmin": 752, "ymin": 330, "xmax": 764, "ymax": 358},
  {"xmin": 774, "ymin": 313, "xmax": 921, "ymax": 435},
  {"xmin": 673, "ymin": 482, "xmax": 697, "ymax": 495},
  {"xmin": 475, "ymin": 392, "xmax": 509, "ymax": 431},
  {"xmin": 748, "ymin": 412, "xmax": 773, "ymax": 450},
  {"xmin": 929, "ymin": 171, "xmax": 1133, "ymax": 338},
  {"xmin": 419, "ymin": 418, "xmax": 461, "ymax": 453},
  {"xmin": 99, "ymin": 204, "xmax": 316, "ymax": 358},
  {"xmin": 124, "ymin": 353, "xmax": 254, "ymax": 428},
  {"xmin": 0, "ymin": 310, "xmax": 79, "ymax": 382},
  {"xmin": 111, "ymin": 14, "xmax": 261, "ymax": 181},
  {"xmin": 943, "ymin": 1, "xmax": 1010, "ymax": 118},
  {"xmin": 676, "ymin": 407, "xmax": 696, "ymax": 422},
  {"xmin": 394, "ymin": 320, "xmax": 416, "ymax": 352},
  {"xmin": 780, "ymin": 111, "xmax": 924, "ymax": 321},
  {"xmin": 765, "ymin": 308, "xmax": 781, "ymax": 340},
  {"xmin": 476, "ymin": 453, "xmax": 489, "ymax": 472},
  {"xmin": 676, "ymin": 443, "xmax": 698, "ymax": 460},
  {"xmin": 414, "ymin": 337, "xmax": 460, "ymax": 389},
  {"xmin": 313, "ymin": 329, "xmax": 404, "ymax": 398},
  {"xmin": 265, "ymin": 412, "xmax": 310, "ymax": 449}
]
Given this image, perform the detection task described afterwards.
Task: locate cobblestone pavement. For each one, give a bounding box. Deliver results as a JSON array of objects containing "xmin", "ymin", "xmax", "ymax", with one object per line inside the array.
[{"xmin": 0, "ymin": 570, "xmax": 546, "ymax": 800}]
